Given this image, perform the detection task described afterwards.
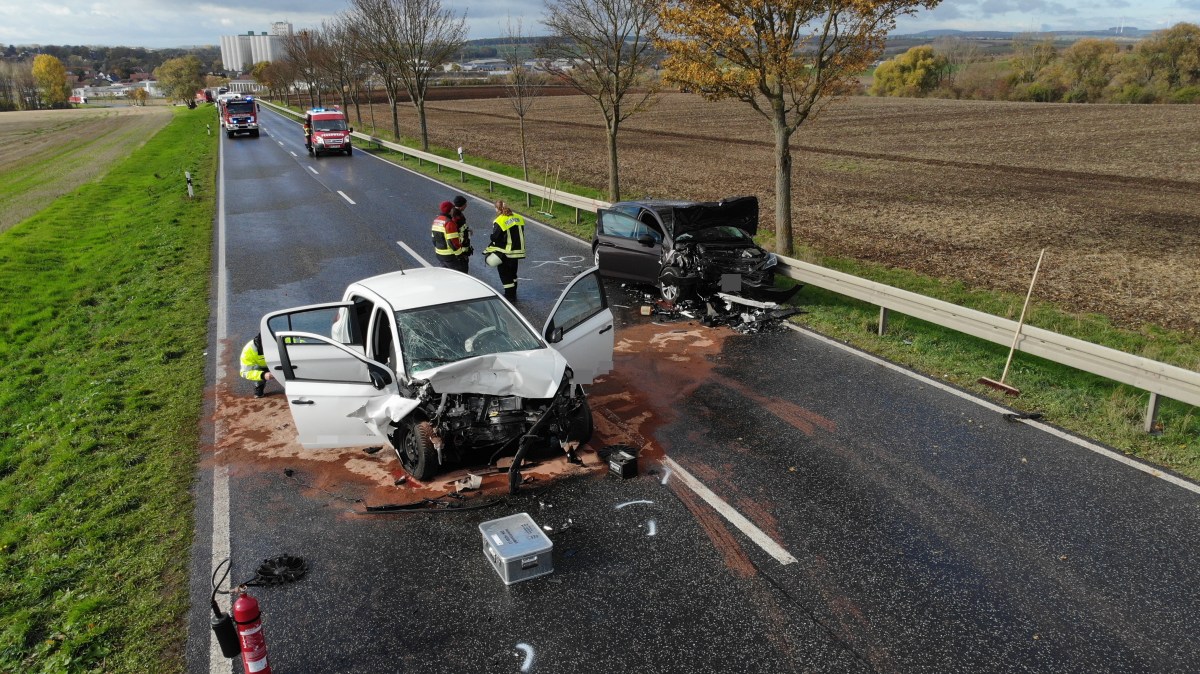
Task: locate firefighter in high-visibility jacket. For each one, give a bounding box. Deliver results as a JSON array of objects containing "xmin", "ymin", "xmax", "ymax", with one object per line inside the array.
[
  {"xmin": 240, "ymin": 333, "xmax": 274, "ymax": 398},
  {"xmin": 431, "ymin": 200, "xmax": 470, "ymax": 273},
  {"xmin": 484, "ymin": 200, "xmax": 526, "ymax": 301}
]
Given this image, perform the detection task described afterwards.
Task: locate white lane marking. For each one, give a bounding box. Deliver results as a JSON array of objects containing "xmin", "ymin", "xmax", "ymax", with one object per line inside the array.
[
  {"xmin": 210, "ymin": 124, "xmax": 232, "ymax": 674},
  {"xmin": 664, "ymin": 456, "xmax": 798, "ymax": 566},
  {"xmin": 396, "ymin": 240, "xmax": 432, "ymax": 267},
  {"xmin": 515, "ymin": 643, "xmax": 535, "ymax": 673},
  {"xmin": 785, "ymin": 324, "xmax": 1200, "ymax": 496},
  {"xmin": 338, "ymin": 190, "xmax": 356, "ymax": 205},
  {"xmin": 289, "ymin": 151, "xmax": 297, "ymax": 157},
  {"xmin": 307, "ymin": 166, "xmax": 319, "ymax": 175},
  {"xmin": 646, "ymin": 519, "xmax": 657, "ymax": 536},
  {"xmin": 615, "ymin": 499, "xmax": 654, "ymax": 510},
  {"xmin": 277, "ymin": 140, "xmax": 283, "ymax": 147}
]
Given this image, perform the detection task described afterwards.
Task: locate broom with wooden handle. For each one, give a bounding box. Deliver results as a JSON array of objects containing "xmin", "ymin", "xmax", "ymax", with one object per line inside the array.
[{"xmin": 979, "ymin": 248, "xmax": 1046, "ymax": 396}]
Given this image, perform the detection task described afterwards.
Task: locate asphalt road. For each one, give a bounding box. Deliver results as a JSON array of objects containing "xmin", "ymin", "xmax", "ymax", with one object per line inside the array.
[{"xmin": 186, "ymin": 105, "xmax": 1200, "ymax": 674}]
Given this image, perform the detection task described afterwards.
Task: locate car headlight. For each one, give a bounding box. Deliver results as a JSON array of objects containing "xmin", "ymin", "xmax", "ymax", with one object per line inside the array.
[{"xmin": 761, "ymin": 253, "xmax": 778, "ymax": 270}]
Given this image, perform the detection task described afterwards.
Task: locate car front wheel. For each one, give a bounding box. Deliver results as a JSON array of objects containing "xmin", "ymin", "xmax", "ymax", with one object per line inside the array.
[{"xmin": 397, "ymin": 420, "xmax": 437, "ymax": 480}]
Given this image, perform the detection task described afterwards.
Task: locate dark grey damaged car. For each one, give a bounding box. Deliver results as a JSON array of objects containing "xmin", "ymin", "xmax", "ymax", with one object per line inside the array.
[{"xmin": 592, "ymin": 195, "xmax": 798, "ymax": 304}]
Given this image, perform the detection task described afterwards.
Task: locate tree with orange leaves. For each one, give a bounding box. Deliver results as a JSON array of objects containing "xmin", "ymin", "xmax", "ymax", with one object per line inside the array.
[{"xmin": 658, "ymin": 0, "xmax": 940, "ymax": 256}]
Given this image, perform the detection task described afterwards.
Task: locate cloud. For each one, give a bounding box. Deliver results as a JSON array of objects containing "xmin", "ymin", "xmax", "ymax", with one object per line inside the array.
[{"xmin": 977, "ymin": 0, "xmax": 1078, "ymax": 17}]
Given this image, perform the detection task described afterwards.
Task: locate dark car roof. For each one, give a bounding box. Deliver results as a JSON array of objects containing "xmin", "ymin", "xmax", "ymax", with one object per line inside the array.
[{"xmin": 613, "ymin": 196, "xmax": 759, "ymax": 237}]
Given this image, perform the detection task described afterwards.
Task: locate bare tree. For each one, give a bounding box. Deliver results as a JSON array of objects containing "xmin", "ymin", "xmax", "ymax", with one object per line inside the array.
[
  {"xmin": 393, "ymin": 0, "xmax": 468, "ymax": 151},
  {"xmin": 319, "ymin": 17, "xmax": 367, "ymax": 119},
  {"xmin": 933, "ymin": 37, "xmax": 982, "ymax": 88},
  {"xmin": 285, "ymin": 29, "xmax": 325, "ymax": 108},
  {"xmin": 350, "ymin": 0, "xmax": 411, "ymax": 139},
  {"xmin": 502, "ymin": 19, "xmax": 547, "ymax": 181},
  {"xmin": 542, "ymin": 0, "xmax": 660, "ymax": 202}
]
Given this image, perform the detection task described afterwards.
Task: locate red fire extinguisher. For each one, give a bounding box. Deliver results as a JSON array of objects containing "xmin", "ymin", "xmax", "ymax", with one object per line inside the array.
[{"xmin": 232, "ymin": 588, "xmax": 272, "ymax": 674}]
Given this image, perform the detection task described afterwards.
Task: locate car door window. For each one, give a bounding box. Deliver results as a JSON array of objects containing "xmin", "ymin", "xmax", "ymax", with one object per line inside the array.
[
  {"xmin": 547, "ymin": 270, "xmax": 607, "ymax": 337},
  {"xmin": 599, "ymin": 211, "xmax": 641, "ymax": 240},
  {"xmin": 634, "ymin": 213, "xmax": 664, "ymax": 244},
  {"xmin": 267, "ymin": 306, "xmax": 362, "ymax": 346},
  {"xmin": 368, "ymin": 307, "xmax": 398, "ymax": 374}
]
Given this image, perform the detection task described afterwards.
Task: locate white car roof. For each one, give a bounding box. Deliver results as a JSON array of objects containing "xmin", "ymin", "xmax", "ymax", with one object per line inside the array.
[{"xmin": 348, "ymin": 267, "xmax": 497, "ymax": 312}]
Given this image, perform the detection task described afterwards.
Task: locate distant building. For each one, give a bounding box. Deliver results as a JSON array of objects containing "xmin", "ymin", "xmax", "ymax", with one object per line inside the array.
[{"xmin": 220, "ymin": 22, "xmax": 292, "ymax": 73}]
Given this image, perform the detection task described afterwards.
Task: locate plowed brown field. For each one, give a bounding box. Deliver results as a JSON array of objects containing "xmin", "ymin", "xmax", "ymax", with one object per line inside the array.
[{"xmin": 364, "ymin": 94, "xmax": 1200, "ymax": 334}]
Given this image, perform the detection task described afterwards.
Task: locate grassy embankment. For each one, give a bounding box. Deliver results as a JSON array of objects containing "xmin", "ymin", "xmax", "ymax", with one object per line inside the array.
[
  {"xmin": 0, "ymin": 107, "xmax": 215, "ymax": 671},
  {"xmin": 296, "ymin": 101, "xmax": 1198, "ymax": 481}
]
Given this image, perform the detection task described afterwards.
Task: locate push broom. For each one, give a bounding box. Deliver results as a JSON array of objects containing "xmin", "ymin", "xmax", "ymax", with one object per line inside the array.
[{"xmin": 979, "ymin": 248, "xmax": 1045, "ymax": 397}]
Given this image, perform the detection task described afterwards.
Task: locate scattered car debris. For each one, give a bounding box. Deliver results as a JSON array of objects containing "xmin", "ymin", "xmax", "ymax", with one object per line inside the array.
[
  {"xmin": 1003, "ymin": 412, "xmax": 1045, "ymax": 422},
  {"xmin": 454, "ymin": 473, "xmax": 484, "ymax": 492},
  {"xmin": 622, "ymin": 284, "xmax": 801, "ymax": 333},
  {"xmin": 363, "ymin": 446, "xmax": 383, "ymax": 454}
]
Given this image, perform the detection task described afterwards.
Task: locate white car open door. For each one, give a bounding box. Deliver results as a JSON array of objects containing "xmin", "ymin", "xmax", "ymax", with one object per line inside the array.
[
  {"xmin": 259, "ymin": 301, "xmax": 361, "ymax": 381},
  {"xmin": 273, "ymin": 331, "xmax": 417, "ymax": 448},
  {"xmin": 542, "ymin": 267, "xmax": 614, "ymax": 385}
]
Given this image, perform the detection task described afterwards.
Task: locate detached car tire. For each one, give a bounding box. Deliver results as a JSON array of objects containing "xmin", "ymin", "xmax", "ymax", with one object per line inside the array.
[{"xmin": 398, "ymin": 420, "xmax": 437, "ymax": 480}]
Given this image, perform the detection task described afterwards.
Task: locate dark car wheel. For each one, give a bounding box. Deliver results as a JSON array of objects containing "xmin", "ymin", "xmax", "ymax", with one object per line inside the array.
[
  {"xmin": 397, "ymin": 420, "xmax": 437, "ymax": 480},
  {"xmin": 659, "ymin": 266, "xmax": 692, "ymax": 304},
  {"xmin": 346, "ymin": 147, "xmax": 353, "ymax": 156},
  {"xmin": 569, "ymin": 388, "xmax": 594, "ymax": 446},
  {"xmin": 592, "ymin": 244, "xmax": 601, "ymax": 269}
]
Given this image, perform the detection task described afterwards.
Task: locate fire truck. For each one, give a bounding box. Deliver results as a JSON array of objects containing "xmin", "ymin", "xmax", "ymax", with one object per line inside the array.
[
  {"xmin": 304, "ymin": 108, "xmax": 353, "ymax": 157},
  {"xmin": 218, "ymin": 94, "xmax": 260, "ymax": 138}
]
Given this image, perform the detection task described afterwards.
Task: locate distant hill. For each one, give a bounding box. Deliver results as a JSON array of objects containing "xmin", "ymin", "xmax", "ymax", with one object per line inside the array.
[{"xmin": 896, "ymin": 27, "xmax": 1155, "ymax": 39}]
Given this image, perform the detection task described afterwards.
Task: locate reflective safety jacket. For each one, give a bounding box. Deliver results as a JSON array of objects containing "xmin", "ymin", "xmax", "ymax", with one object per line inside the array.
[
  {"xmin": 240, "ymin": 339, "xmax": 269, "ymax": 382},
  {"xmin": 484, "ymin": 213, "xmax": 526, "ymax": 259},
  {"xmin": 431, "ymin": 214, "xmax": 465, "ymax": 256}
]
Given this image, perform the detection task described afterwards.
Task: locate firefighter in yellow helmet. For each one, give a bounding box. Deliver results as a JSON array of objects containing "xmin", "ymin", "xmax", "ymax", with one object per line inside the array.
[
  {"xmin": 240, "ymin": 333, "xmax": 275, "ymax": 398},
  {"xmin": 484, "ymin": 200, "xmax": 526, "ymax": 301}
]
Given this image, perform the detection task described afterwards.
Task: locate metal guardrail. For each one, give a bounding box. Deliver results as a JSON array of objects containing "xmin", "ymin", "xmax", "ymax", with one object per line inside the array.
[
  {"xmin": 777, "ymin": 258, "xmax": 1200, "ymax": 430},
  {"xmin": 256, "ymin": 99, "xmax": 1197, "ymax": 430},
  {"xmin": 258, "ymin": 99, "xmax": 609, "ymax": 220}
]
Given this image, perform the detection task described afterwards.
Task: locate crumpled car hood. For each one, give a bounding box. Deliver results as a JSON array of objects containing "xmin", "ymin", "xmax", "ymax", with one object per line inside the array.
[
  {"xmin": 415, "ymin": 349, "xmax": 568, "ymax": 399},
  {"xmin": 668, "ymin": 195, "xmax": 759, "ymax": 238}
]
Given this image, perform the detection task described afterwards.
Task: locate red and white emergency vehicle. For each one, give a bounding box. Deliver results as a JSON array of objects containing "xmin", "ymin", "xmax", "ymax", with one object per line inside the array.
[
  {"xmin": 218, "ymin": 94, "xmax": 260, "ymax": 138},
  {"xmin": 304, "ymin": 107, "xmax": 353, "ymax": 157}
]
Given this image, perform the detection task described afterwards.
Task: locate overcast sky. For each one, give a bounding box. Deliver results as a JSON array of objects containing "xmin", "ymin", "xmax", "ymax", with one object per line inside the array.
[{"xmin": 0, "ymin": 0, "xmax": 1195, "ymax": 49}]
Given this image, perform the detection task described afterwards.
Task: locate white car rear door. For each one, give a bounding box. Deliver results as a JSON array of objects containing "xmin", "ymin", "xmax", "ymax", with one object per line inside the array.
[
  {"xmin": 274, "ymin": 331, "xmax": 418, "ymax": 448},
  {"xmin": 542, "ymin": 267, "xmax": 614, "ymax": 385}
]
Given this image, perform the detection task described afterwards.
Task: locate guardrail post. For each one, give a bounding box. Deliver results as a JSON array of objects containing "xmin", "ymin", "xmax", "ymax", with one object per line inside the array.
[
  {"xmin": 1144, "ymin": 392, "xmax": 1162, "ymax": 434},
  {"xmin": 575, "ymin": 207, "xmax": 581, "ymax": 225},
  {"xmin": 878, "ymin": 307, "xmax": 889, "ymax": 336},
  {"xmin": 185, "ymin": 171, "xmax": 194, "ymax": 198},
  {"xmin": 526, "ymin": 193, "xmax": 532, "ymax": 207},
  {"xmin": 488, "ymin": 180, "xmax": 493, "ymax": 193}
]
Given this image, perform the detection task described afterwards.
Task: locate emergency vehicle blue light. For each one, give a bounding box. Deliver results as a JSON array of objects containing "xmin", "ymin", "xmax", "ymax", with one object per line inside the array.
[{"xmin": 311, "ymin": 107, "xmax": 325, "ymax": 112}]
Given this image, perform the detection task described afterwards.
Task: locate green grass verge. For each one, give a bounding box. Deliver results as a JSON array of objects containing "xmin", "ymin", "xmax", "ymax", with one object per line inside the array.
[
  {"xmin": 0, "ymin": 107, "xmax": 215, "ymax": 671},
  {"xmin": 274, "ymin": 99, "xmax": 1200, "ymax": 480}
]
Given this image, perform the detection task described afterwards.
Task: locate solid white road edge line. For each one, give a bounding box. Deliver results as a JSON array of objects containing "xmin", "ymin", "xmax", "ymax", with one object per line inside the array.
[
  {"xmin": 359, "ymin": 149, "xmax": 583, "ymax": 245},
  {"xmin": 396, "ymin": 240, "xmax": 432, "ymax": 267},
  {"xmin": 785, "ymin": 324, "xmax": 1200, "ymax": 497},
  {"xmin": 210, "ymin": 135, "xmax": 232, "ymax": 674},
  {"xmin": 338, "ymin": 190, "xmax": 356, "ymax": 205},
  {"xmin": 663, "ymin": 456, "xmax": 798, "ymax": 566}
]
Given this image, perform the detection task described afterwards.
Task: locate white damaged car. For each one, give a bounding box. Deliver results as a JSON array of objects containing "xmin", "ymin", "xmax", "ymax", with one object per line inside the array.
[{"xmin": 260, "ymin": 267, "xmax": 614, "ymax": 488}]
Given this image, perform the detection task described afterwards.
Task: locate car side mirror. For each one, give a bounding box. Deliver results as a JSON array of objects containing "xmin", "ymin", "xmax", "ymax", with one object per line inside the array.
[
  {"xmin": 349, "ymin": 127, "xmax": 354, "ymax": 133},
  {"xmin": 546, "ymin": 326, "xmax": 563, "ymax": 344},
  {"xmin": 369, "ymin": 369, "xmax": 391, "ymax": 390},
  {"xmin": 637, "ymin": 234, "xmax": 656, "ymax": 247}
]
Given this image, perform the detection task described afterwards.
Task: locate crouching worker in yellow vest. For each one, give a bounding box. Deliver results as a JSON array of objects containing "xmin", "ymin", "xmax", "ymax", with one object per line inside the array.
[
  {"xmin": 484, "ymin": 200, "xmax": 526, "ymax": 301},
  {"xmin": 240, "ymin": 333, "xmax": 275, "ymax": 398}
]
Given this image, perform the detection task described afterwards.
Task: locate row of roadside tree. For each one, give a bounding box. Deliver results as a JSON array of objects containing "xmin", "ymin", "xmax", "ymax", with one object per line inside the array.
[{"xmin": 871, "ymin": 23, "xmax": 1200, "ymax": 103}]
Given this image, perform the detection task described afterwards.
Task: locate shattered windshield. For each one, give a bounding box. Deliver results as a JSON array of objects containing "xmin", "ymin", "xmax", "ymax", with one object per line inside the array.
[
  {"xmin": 394, "ymin": 297, "xmax": 543, "ymax": 374},
  {"xmin": 677, "ymin": 226, "xmax": 754, "ymax": 243}
]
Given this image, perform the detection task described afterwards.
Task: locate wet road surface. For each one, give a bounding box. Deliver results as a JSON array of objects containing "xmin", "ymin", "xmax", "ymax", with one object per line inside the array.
[{"xmin": 186, "ymin": 105, "xmax": 1200, "ymax": 674}]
